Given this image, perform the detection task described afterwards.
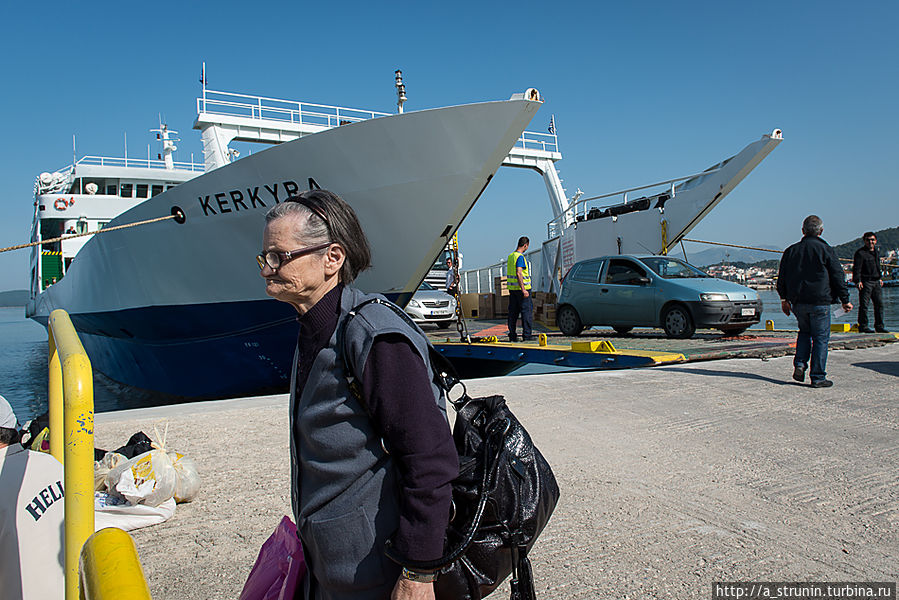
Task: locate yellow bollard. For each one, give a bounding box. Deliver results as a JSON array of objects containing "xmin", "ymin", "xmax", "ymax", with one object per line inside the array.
[
  {"xmin": 571, "ymin": 340, "xmax": 618, "ymax": 353},
  {"xmin": 538, "ymin": 333, "xmax": 547, "ymax": 346},
  {"xmin": 80, "ymin": 528, "xmax": 152, "ymax": 600},
  {"xmin": 765, "ymin": 319, "xmax": 775, "ymax": 331},
  {"xmin": 48, "ymin": 309, "xmax": 96, "ymax": 600}
]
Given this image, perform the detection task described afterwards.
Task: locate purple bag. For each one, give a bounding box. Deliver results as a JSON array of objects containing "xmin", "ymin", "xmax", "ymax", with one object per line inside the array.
[{"xmin": 240, "ymin": 516, "xmax": 306, "ymax": 600}]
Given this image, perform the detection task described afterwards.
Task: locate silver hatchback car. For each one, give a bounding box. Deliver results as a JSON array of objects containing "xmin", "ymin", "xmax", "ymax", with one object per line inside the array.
[
  {"xmin": 557, "ymin": 255, "xmax": 762, "ymax": 338},
  {"xmin": 404, "ymin": 281, "xmax": 458, "ymax": 329}
]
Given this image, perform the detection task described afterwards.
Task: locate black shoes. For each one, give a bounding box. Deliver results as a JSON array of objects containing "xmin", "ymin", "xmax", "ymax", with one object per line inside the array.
[
  {"xmin": 810, "ymin": 379, "xmax": 834, "ymax": 388},
  {"xmin": 875, "ymin": 327, "xmax": 890, "ymax": 333},
  {"xmin": 858, "ymin": 326, "xmax": 876, "ymax": 333},
  {"xmin": 792, "ymin": 366, "xmax": 806, "ymax": 382}
]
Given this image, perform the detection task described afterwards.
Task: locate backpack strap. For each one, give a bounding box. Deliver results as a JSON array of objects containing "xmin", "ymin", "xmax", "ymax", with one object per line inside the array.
[{"xmin": 338, "ymin": 297, "xmax": 460, "ymax": 402}]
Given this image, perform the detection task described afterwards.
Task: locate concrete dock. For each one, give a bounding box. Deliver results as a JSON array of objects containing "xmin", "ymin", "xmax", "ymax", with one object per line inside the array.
[{"xmin": 94, "ymin": 342, "xmax": 899, "ymax": 599}]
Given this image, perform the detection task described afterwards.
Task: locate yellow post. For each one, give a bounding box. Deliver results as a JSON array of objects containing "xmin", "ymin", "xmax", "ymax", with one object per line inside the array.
[
  {"xmin": 80, "ymin": 528, "xmax": 153, "ymax": 600},
  {"xmin": 48, "ymin": 309, "xmax": 96, "ymax": 600},
  {"xmin": 765, "ymin": 319, "xmax": 775, "ymax": 331},
  {"xmin": 48, "ymin": 333, "xmax": 64, "ymax": 463}
]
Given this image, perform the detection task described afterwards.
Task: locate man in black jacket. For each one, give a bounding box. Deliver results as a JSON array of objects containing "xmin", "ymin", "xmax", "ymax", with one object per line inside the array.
[
  {"xmin": 777, "ymin": 215, "xmax": 852, "ymax": 388},
  {"xmin": 852, "ymin": 232, "xmax": 886, "ymax": 333}
]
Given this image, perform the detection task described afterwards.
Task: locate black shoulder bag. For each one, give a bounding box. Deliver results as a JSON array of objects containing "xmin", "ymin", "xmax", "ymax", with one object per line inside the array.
[{"xmin": 340, "ymin": 298, "xmax": 560, "ymax": 600}]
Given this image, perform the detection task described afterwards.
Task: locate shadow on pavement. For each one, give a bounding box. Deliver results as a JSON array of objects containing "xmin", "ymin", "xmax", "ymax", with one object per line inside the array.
[
  {"xmin": 851, "ymin": 361, "xmax": 899, "ymax": 377},
  {"xmin": 660, "ymin": 366, "xmax": 793, "ymax": 386}
]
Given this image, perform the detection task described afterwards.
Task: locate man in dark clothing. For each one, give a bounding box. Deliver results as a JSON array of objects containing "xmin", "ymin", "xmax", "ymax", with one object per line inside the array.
[
  {"xmin": 852, "ymin": 232, "xmax": 886, "ymax": 333},
  {"xmin": 777, "ymin": 215, "xmax": 852, "ymax": 388}
]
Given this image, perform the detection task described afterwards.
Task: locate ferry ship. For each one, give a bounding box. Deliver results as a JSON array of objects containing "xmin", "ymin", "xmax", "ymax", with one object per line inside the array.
[{"xmin": 26, "ymin": 78, "xmax": 544, "ymax": 397}]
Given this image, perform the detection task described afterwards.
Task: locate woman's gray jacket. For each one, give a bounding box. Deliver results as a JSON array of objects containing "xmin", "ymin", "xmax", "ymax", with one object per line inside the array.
[{"xmin": 289, "ymin": 285, "xmax": 448, "ymax": 600}]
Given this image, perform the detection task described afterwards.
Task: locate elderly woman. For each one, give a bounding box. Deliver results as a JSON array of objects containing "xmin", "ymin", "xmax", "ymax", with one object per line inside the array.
[{"xmin": 258, "ymin": 190, "xmax": 458, "ymax": 600}]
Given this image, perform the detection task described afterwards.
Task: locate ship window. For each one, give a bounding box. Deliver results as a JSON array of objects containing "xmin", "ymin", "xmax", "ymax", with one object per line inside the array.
[
  {"xmin": 165, "ymin": 184, "xmax": 178, "ymax": 191},
  {"xmin": 98, "ymin": 221, "xmax": 109, "ymax": 230},
  {"xmin": 76, "ymin": 220, "xmax": 88, "ymax": 234},
  {"xmin": 136, "ymin": 184, "xmax": 149, "ymax": 198},
  {"xmin": 120, "ymin": 183, "xmax": 133, "ymax": 198},
  {"xmin": 151, "ymin": 185, "xmax": 164, "ymax": 196},
  {"xmin": 106, "ymin": 184, "xmax": 117, "ymax": 195}
]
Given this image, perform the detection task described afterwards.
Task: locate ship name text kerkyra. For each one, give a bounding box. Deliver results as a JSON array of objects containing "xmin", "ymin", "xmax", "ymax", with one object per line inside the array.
[{"xmin": 198, "ymin": 179, "xmax": 320, "ymax": 216}]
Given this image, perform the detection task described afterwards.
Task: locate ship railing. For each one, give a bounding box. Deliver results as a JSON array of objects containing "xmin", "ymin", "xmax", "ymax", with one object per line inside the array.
[
  {"xmin": 545, "ymin": 165, "xmax": 724, "ymax": 238},
  {"xmin": 197, "ymin": 88, "xmax": 391, "ymax": 129},
  {"xmin": 514, "ymin": 130, "xmax": 559, "ymax": 153},
  {"xmin": 76, "ymin": 155, "xmax": 205, "ymax": 172}
]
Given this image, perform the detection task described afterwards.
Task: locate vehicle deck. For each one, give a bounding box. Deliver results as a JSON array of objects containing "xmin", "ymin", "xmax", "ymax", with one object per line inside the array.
[{"xmin": 426, "ymin": 320, "xmax": 898, "ymax": 376}]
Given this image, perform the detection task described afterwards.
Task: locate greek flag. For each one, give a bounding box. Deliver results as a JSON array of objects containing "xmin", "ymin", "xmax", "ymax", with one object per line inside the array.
[{"xmin": 548, "ymin": 115, "xmax": 556, "ymax": 135}]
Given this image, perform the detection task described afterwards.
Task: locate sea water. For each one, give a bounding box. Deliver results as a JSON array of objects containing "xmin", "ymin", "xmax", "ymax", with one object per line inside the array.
[
  {"xmin": 2, "ymin": 287, "xmax": 898, "ymax": 422},
  {"xmin": 0, "ymin": 306, "xmax": 191, "ymax": 424}
]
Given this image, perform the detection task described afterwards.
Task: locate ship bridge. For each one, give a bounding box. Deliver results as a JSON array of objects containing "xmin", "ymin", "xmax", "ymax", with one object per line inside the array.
[{"xmin": 194, "ymin": 88, "xmax": 569, "ymax": 218}]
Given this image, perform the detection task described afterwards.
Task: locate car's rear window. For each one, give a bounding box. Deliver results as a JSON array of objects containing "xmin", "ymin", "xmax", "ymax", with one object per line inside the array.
[{"xmin": 572, "ymin": 261, "xmax": 603, "ymax": 283}]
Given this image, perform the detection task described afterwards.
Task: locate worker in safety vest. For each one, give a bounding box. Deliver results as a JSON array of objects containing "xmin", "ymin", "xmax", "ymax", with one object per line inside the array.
[{"xmin": 506, "ymin": 236, "xmax": 533, "ymax": 341}]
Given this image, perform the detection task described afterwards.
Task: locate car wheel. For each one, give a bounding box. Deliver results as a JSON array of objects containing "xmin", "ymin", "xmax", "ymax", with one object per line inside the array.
[
  {"xmin": 437, "ymin": 320, "xmax": 454, "ymax": 329},
  {"xmin": 662, "ymin": 304, "xmax": 695, "ymax": 339},
  {"xmin": 613, "ymin": 327, "xmax": 633, "ymax": 336},
  {"xmin": 719, "ymin": 326, "xmax": 748, "ymax": 336},
  {"xmin": 557, "ymin": 305, "xmax": 583, "ymax": 336}
]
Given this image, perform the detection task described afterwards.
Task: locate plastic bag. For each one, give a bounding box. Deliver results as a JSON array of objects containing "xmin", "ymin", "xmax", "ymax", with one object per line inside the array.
[
  {"xmin": 94, "ymin": 492, "xmax": 176, "ymax": 532},
  {"xmin": 105, "ymin": 449, "xmax": 176, "ymax": 507},
  {"xmin": 94, "ymin": 452, "xmax": 127, "ymax": 491},
  {"xmin": 239, "ymin": 516, "xmax": 306, "ymax": 600},
  {"xmin": 167, "ymin": 451, "xmax": 201, "ymax": 503}
]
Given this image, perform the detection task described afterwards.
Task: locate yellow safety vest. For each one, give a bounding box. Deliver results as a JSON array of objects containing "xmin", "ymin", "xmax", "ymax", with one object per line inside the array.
[{"xmin": 507, "ymin": 251, "xmax": 531, "ymax": 291}]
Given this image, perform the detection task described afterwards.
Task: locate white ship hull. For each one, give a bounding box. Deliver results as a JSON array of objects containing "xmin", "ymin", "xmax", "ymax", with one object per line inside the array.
[{"xmin": 28, "ymin": 98, "xmax": 540, "ymax": 397}]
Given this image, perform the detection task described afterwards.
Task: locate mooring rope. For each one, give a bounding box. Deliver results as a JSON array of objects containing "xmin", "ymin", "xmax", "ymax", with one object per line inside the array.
[
  {"xmin": 681, "ymin": 237, "xmax": 898, "ymax": 267},
  {"xmin": 0, "ymin": 213, "xmax": 179, "ymax": 254},
  {"xmin": 681, "ymin": 238, "xmax": 782, "ymax": 254}
]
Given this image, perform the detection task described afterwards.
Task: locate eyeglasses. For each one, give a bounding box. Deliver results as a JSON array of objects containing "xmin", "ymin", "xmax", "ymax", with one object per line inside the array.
[{"xmin": 256, "ymin": 242, "xmax": 332, "ymax": 271}]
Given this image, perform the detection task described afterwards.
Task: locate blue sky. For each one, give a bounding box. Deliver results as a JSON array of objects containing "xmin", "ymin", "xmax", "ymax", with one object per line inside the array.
[{"xmin": 0, "ymin": 0, "xmax": 896, "ymax": 291}]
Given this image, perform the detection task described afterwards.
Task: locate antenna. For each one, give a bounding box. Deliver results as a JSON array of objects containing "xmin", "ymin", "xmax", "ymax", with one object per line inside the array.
[
  {"xmin": 72, "ymin": 134, "xmax": 76, "ymax": 165},
  {"xmin": 395, "ymin": 70, "xmax": 407, "ymax": 114},
  {"xmin": 200, "ymin": 62, "xmax": 207, "ymax": 107}
]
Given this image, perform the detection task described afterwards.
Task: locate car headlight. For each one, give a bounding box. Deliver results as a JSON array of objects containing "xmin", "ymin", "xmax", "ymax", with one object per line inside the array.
[
  {"xmin": 408, "ymin": 299, "xmax": 422, "ymax": 308},
  {"xmin": 700, "ymin": 293, "xmax": 729, "ymax": 302}
]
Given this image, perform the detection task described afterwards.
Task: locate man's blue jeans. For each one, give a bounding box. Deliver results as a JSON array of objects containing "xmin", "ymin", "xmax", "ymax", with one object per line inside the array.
[{"xmin": 792, "ymin": 304, "xmax": 831, "ymax": 383}]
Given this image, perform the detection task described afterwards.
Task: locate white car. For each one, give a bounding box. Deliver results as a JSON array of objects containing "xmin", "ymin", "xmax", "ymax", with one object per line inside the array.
[{"xmin": 404, "ymin": 282, "xmax": 457, "ymax": 328}]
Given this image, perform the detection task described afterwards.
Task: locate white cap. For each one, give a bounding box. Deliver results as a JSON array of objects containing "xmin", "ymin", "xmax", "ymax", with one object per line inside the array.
[{"xmin": 0, "ymin": 395, "xmax": 17, "ymax": 429}]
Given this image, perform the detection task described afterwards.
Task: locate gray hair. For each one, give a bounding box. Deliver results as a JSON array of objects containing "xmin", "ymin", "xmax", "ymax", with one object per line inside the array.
[
  {"xmin": 802, "ymin": 215, "xmax": 823, "ymax": 237},
  {"xmin": 264, "ymin": 190, "xmax": 371, "ymax": 283}
]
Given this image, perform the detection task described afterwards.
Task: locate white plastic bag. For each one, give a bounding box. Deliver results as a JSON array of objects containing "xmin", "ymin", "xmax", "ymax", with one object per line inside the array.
[
  {"xmin": 105, "ymin": 449, "xmax": 176, "ymax": 507},
  {"xmin": 94, "ymin": 492, "xmax": 176, "ymax": 532},
  {"xmin": 94, "ymin": 452, "xmax": 127, "ymax": 491},
  {"xmin": 167, "ymin": 451, "xmax": 201, "ymax": 503}
]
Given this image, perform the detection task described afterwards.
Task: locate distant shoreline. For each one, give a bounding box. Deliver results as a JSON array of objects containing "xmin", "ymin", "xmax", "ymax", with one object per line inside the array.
[{"xmin": 0, "ymin": 289, "xmax": 28, "ymax": 307}]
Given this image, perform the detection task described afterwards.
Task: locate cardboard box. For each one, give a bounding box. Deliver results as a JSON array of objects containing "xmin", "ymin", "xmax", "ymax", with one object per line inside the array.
[
  {"xmin": 495, "ymin": 294, "xmax": 510, "ymax": 315},
  {"xmin": 493, "ymin": 276, "xmax": 509, "ymax": 297},
  {"xmin": 478, "ymin": 294, "xmax": 495, "ymax": 319},
  {"xmin": 460, "ymin": 293, "xmax": 480, "ymax": 318}
]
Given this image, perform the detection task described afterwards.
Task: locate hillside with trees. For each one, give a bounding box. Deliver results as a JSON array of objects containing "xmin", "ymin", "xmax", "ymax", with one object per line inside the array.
[{"xmin": 701, "ymin": 225, "xmax": 898, "ymax": 270}]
